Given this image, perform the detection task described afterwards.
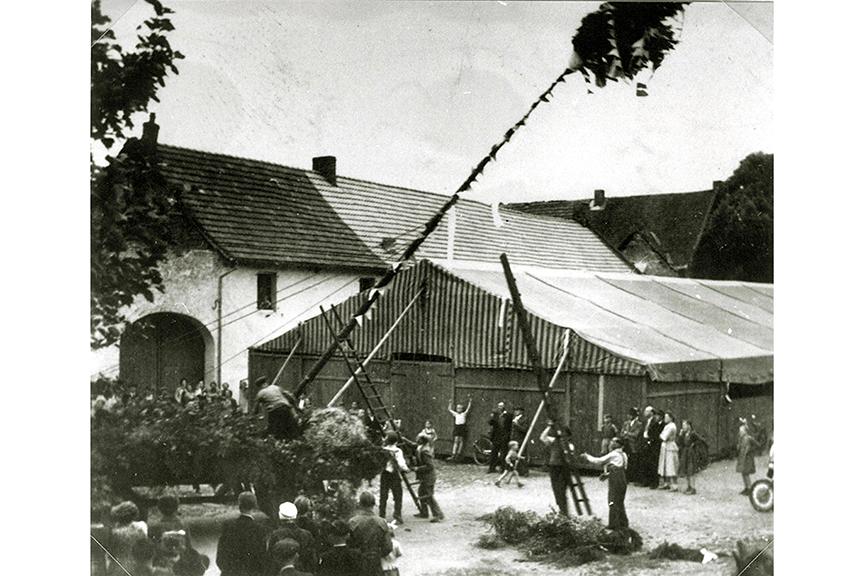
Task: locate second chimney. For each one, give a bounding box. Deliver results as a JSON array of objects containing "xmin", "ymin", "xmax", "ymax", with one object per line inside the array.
[
  {"xmin": 590, "ymin": 189, "xmax": 605, "ymax": 211},
  {"xmin": 313, "ymin": 156, "xmax": 337, "ymax": 186}
]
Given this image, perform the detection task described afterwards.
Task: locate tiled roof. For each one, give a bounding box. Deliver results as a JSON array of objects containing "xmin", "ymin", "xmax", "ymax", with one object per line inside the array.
[
  {"xmin": 508, "ymin": 189, "xmax": 717, "ymax": 271},
  {"xmin": 319, "ymin": 179, "xmax": 632, "ymax": 273},
  {"xmin": 156, "ymin": 144, "xmax": 632, "ymax": 274},
  {"xmin": 158, "ymin": 145, "xmax": 386, "ymax": 270}
]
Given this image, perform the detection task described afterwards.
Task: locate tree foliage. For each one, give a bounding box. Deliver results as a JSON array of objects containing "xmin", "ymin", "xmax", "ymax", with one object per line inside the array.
[
  {"xmin": 91, "ymin": 0, "xmax": 184, "ymax": 349},
  {"xmin": 690, "ymin": 152, "xmax": 774, "ymax": 283},
  {"xmin": 570, "ymin": 2, "xmax": 688, "ymax": 90},
  {"xmin": 91, "ymin": 388, "xmax": 386, "ymax": 520},
  {"xmin": 91, "ymin": 0, "xmax": 184, "ymax": 149}
]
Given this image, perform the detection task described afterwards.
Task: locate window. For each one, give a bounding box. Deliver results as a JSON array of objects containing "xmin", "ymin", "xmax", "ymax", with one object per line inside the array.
[
  {"xmin": 257, "ymin": 272, "xmax": 277, "ymax": 310},
  {"xmin": 359, "ymin": 277, "xmax": 376, "ymax": 293}
]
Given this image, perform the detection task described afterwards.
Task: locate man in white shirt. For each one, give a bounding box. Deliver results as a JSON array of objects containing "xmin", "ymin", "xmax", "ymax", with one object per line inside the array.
[{"xmin": 379, "ymin": 431, "xmax": 410, "ymax": 524}]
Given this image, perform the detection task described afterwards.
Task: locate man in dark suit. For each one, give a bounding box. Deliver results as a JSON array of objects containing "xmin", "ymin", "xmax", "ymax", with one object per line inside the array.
[
  {"xmin": 347, "ymin": 491, "xmax": 392, "ymax": 576},
  {"xmin": 640, "ymin": 407, "xmax": 664, "ymax": 489},
  {"xmin": 266, "ymin": 502, "xmax": 317, "ymax": 575},
  {"xmin": 318, "ymin": 520, "xmax": 366, "ymax": 576},
  {"xmin": 487, "ymin": 401, "xmax": 513, "ymax": 473},
  {"xmin": 216, "ymin": 492, "xmax": 269, "ymax": 576},
  {"xmin": 619, "ymin": 407, "xmax": 644, "ymax": 484},
  {"xmin": 270, "ymin": 539, "xmax": 311, "ymax": 576}
]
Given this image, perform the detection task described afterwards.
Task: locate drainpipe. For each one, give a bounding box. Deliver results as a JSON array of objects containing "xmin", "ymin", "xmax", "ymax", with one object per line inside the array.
[{"xmin": 216, "ymin": 266, "xmax": 238, "ymax": 384}]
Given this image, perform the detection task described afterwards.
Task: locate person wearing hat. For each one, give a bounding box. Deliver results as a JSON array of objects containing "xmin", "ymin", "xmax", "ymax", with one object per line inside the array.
[
  {"xmin": 619, "ymin": 407, "xmax": 643, "ymax": 468},
  {"xmin": 348, "ymin": 491, "xmax": 393, "ymax": 576},
  {"xmin": 318, "ymin": 520, "xmax": 366, "ymax": 576},
  {"xmin": 270, "ymin": 538, "xmax": 311, "ymax": 576},
  {"xmin": 413, "ymin": 433, "xmax": 445, "ymax": 523},
  {"xmin": 253, "ymin": 377, "xmax": 301, "ymax": 440},
  {"xmin": 581, "ymin": 437, "xmax": 630, "ymax": 530},
  {"xmin": 267, "ymin": 502, "xmax": 317, "ymax": 575},
  {"xmin": 216, "ymin": 492, "xmax": 269, "ymax": 576}
]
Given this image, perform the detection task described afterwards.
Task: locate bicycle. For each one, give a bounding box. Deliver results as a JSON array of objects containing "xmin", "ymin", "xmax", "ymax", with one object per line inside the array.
[{"xmin": 472, "ymin": 436, "xmax": 532, "ymax": 471}]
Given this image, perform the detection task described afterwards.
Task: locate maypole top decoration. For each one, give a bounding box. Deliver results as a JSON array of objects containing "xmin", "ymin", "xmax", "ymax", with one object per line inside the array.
[{"xmin": 569, "ymin": 2, "xmax": 689, "ymax": 96}]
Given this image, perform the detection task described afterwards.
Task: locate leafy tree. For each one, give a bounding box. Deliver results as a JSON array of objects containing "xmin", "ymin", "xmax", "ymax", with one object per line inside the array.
[
  {"xmin": 91, "ymin": 0, "xmax": 184, "ymax": 349},
  {"xmin": 690, "ymin": 152, "xmax": 773, "ymax": 283}
]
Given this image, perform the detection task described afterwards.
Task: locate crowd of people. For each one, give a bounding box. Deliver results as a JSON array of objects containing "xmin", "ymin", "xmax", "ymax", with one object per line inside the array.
[
  {"xmin": 91, "ymin": 496, "xmax": 210, "ymax": 576},
  {"xmin": 216, "ymin": 491, "xmax": 407, "ymax": 576}
]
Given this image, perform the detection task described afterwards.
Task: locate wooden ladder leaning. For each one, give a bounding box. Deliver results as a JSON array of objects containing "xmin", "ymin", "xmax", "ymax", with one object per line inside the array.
[{"xmin": 320, "ymin": 306, "xmax": 422, "ymax": 513}]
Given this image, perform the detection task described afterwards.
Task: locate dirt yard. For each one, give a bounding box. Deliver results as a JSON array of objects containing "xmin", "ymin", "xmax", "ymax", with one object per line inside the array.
[{"xmin": 182, "ymin": 454, "xmax": 773, "ymax": 575}]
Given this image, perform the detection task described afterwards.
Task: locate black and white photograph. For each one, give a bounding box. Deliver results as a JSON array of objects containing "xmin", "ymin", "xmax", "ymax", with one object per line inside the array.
[{"xmin": 86, "ymin": 1, "xmax": 782, "ymax": 574}]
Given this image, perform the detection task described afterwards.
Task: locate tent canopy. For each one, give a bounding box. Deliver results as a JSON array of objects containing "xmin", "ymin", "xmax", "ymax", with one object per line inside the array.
[{"xmin": 438, "ymin": 262, "xmax": 773, "ymax": 384}]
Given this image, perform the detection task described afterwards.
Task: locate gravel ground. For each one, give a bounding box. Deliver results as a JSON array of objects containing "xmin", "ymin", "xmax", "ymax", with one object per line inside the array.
[{"xmin": 180, "ymin": 454, "xmax": 773, "ymax": 575}]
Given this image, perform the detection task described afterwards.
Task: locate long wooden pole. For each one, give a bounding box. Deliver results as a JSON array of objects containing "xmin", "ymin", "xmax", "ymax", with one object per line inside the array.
[
  {"xmin": 271, "ymin": 337, "xmax": 303, "ymax": 388},
  {"xmin": 518, "ymin": 331, "xmax": 569, "ymax": 459},
  {"xmin": 500, "ymin": 253, "xmax": 591, "ymax": 515},
  {"xmin": 327, "ymin": 289, "xmax": 425, "ymax": 407}
]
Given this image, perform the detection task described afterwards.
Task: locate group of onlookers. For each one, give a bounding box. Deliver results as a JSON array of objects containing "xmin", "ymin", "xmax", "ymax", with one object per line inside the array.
[
  {"xmin": 216, "ymin": 491, "xmax": 404, "ymax": 576},
  {"xmin": 175, "ymin": 378, "xmax": 238, "ymax": 411},
  {"xmin": 91, "ymin": 495, "xmax": 210, "ymax": 576},
  {"xmin": 616, "ymin": 406, "xmax": 701, "ymax": 494}
]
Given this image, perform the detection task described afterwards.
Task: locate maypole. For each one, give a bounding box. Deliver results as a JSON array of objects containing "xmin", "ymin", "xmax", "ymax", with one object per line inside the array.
[{"xmin": 292, "ymin": 2, "xmax": 689, "ymax": 398}]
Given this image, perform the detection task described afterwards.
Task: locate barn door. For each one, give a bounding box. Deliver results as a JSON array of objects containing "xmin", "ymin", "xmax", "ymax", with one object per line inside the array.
[
  {"xmin": 120, "ymin": 313, "xmax": 206, "ymax": 391},
  {"xmin": 390, "ymin": 360, "xmax": 455, "ymax": 447}
]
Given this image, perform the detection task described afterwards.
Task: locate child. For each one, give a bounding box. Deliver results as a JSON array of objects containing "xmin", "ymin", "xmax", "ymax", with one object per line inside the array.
[
  {"xmin": 677, "ymin": 419, "xmax": 700, "ymax": 494},
  {"xmin": 381, "ymin": 521, "xmax": 403, "ymax": 576},
  {"xmin": 421, "ymin": 420, "xmax": 438, "ymax": 456},
  {"xmin": 600, "ymin": 413, "xmax": 619, "ymax": 455},
  {"xmin": 494, "ymin": 441, "xmax": 525, "ymax": 488},
  {"xmin": 736, "ymin": 422, "xmax": 757, "ymax": 495},
  {"xmin": 447, "ymin": 397, "xmax": 472, "ymax": 460}
]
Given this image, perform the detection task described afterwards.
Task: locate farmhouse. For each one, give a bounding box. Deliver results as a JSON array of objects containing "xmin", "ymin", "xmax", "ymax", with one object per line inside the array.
[
  {"xmin": 250, "ymin": 258, "xmax": 772, "ymax": 458},
  {"xmin": 95, "ymin": 119, "xmax": 632, "ymax": 398}
]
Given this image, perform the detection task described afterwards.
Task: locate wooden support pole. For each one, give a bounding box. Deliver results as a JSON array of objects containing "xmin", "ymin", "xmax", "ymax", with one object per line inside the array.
[
  {"xmin": 518, "ymin": 331, "xmax": 569, "ymax": 459},
  {"xmin": 271, "ymin": 337, "xmax": 303, "ymax": 388},
  {"xmin": 327, "ymin": 289, "xmax": 425, "ymax": 407}
]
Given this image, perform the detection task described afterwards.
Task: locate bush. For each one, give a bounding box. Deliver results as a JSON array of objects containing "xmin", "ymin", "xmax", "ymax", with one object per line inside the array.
[
  {"xmin": 91, "ymin": 384, "xmax": 387, "ymax": 519},
  {"xmin": 482, "ymin": 506, "xmax": 641, "ymax": 568}
]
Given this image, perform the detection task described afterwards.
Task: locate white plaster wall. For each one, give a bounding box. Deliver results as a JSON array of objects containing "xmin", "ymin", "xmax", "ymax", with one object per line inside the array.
[{"xmin": 90, "ymin": 249, "xmax": 366, "ymax": 398}]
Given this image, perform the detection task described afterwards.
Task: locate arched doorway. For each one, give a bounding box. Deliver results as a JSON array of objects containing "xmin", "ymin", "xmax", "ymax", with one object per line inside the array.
[{"xmin": 119, "ymin": 313, "xmax": 211, "ymax": 391}]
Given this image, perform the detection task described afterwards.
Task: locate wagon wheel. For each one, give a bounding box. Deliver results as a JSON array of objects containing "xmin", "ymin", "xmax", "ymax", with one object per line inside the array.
[
  {"xmin": 692, "ymin": 438, "xmax": 710, "ymax": 473},
  {"xmin": 749, "ymin": 478, "xmax": 774, "ymax": 512},
  {"xmin": 473, "ymin": 436, "xmax": 493, "ymax": 466}
]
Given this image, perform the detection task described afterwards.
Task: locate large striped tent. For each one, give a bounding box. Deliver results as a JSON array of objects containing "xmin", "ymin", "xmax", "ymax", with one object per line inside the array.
[{"xmin": 250, "ymin": 259, "xmax": 772, "ymax": 456}]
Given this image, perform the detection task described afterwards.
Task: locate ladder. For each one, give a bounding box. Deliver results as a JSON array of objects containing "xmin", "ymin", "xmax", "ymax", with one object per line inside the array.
[
  {"xmin": 559, "ymin": 435, "xmax": 592, "ymax": 516},
  {"xmin": 320, "ymin": 306, "xmax": 422, "ymax": 512}
]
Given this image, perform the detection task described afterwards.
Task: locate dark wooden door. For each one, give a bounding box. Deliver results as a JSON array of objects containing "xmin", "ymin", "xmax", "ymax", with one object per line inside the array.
[
  {"xmin": 390, "ymin": 360, "xmax": 454, "ymax": 446},
  {"xmin": 120, "ymin": 313, "xmax": 205, "ymax": 391}
]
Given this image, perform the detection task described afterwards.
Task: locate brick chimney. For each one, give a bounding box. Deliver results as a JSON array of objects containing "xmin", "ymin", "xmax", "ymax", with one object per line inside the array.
[
  {"xmin": 141, "ymin": 113, "xmax": 160, "ymax": 155},
  {"xmin": 313, "ymin": 156, "xmax": 337, "ymax": 186},
  {"xmin": 589, "ymin": 189, "xmax": 605, "ymax": 211}
]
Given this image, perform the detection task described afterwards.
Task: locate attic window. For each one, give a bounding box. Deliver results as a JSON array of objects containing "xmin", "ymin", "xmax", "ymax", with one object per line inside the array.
[{"xmin": 257, "ymin": 272, "xmax": 277, "ymax": 310}]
